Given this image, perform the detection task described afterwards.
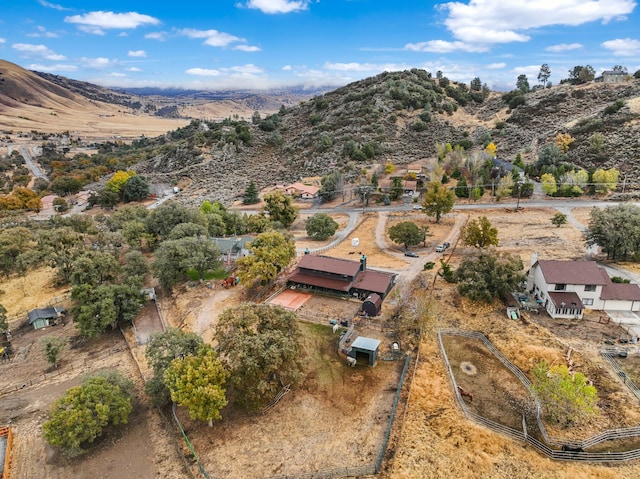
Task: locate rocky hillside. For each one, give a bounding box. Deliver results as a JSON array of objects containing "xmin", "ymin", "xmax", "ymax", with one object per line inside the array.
[{"xmin": 130, "ymin": 69, "xmax": 640, "ymax": 206}]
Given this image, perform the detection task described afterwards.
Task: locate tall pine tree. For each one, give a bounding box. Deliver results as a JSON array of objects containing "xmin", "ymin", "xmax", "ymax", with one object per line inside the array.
[{"xmin": 243, "ymin": 181, "xmax": 260, "ymax": 204}]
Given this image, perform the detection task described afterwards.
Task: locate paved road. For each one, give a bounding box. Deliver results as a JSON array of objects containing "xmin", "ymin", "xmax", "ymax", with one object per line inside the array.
[{"xmin": 19, "ymin": 146, "xmax": 48, "ymax": 180}]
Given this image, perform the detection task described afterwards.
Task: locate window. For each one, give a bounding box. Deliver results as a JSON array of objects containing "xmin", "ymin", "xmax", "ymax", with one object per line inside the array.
[
  {"xmin": 584, "ymin": 285, "xmax": 597, "ymax": 292},
  {"xmin": 554, "ymin": 284, "xmax": 566, "ymax": 291},
  {"xmin": 583, "ymin": 298, "xmax": 594, "ymax": 306}
]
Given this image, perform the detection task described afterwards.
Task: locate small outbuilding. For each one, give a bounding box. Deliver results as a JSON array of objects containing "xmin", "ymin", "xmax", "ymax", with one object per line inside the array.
[
  {"xmin": 349, "ymin": 336, "xmax": 381, "ymax": 366},
  {"xmin": 27, "ymin": 307, "xmax": 65, "ymax": 330},
  {"xmin": 361, "ymin": 293, "xmax": 382, "ymax": 317}
]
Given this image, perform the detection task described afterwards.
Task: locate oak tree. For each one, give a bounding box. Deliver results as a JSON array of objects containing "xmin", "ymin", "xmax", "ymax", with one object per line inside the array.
[
  {"xmin": 305, "ymin": 213, "xmax": 339, "ymax": 241},
  {"xmin": 460, "ymin": 216, "xmax": 498, "ymax": 248},
  {"xmin": 422, "ymin": 181, "xmax": 455, "ymax": 223},
  {"xmin": 163, "ymin": 345, "xmax": 228, "ymax": 426},
  {"xmin": 388, "ymin": 221, "xmax": 425, "ymax": 250}
]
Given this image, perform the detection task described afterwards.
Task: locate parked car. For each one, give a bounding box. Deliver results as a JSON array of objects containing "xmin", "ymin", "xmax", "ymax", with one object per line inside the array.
[
  {"xmin": 404, "ymin": 251, "xmax": 419, "ymax": 258},
  {"xmin": 435, "ymin": 245, "xmax": 445, "ymax": 252},
  {"xmin": 412, "ymin": 205, "xmax": 422, "ymax": 210},
  {"xmin": 443, "ymin": 241, "xmax": 451, "ymax": 249}
]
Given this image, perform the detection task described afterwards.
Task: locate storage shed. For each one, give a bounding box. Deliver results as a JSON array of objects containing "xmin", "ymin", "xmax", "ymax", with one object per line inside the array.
[
  {"xmin": 361, "ymin": 293, "xmax": 382, "ymax": 316},
  {"xmin": 348, "ymin": 336, "xmax": 381, "ymax": 366},
  {"xmin": 27, "ymin": 307, "xmax": 65, "ymax": 330}
]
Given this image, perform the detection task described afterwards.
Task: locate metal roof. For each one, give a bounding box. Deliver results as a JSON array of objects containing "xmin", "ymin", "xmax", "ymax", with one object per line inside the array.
[
  {"xmin": 351, "ymin": 336, "xmax": 381, "ymax": 351},
  {"xmin": 296, "ymin": 255, "xmax": 362, "ymax": 277},
  {"xmin": 352, "ymin": 270, "xmax": 395, "ymax": 295}
]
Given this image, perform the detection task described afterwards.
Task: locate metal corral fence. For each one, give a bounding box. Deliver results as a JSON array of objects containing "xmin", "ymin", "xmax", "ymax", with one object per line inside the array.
[
  {"xmin": 0, "ymin": 426, "xmax": 12, "ymax": 479},
  {"xmin": 438, "ymin": 328, "xmax": 640, "ymax": 462},
  {"xmin": 171, "ymin": 403, "xmax": 215, "ymax": 479},
  {"xmin": 600, "ymin": 348, "xmax": 640, "ymax": 401}
]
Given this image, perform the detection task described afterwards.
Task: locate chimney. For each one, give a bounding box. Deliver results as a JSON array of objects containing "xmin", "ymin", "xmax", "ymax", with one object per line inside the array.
[
  {"xmin": 360, "ymin": 254, "xmax": 367, "ymax": 271},
  {"xmin": 304, "ymin": 248, "xmax": 310, "ymax": 255}
]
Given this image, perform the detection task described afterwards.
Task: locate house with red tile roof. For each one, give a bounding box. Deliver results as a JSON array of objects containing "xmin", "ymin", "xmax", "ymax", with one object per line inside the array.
[
  {"xmin": 283, "ymin": 182, "xmax": 320, "ymax": 199},
  {"xmin": 528, "ymin": 259, "xmax": 640, "ymax": 319}
]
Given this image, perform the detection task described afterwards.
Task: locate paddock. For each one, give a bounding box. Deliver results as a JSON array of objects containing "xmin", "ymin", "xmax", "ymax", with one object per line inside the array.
[{"xmin": 268, "ymin": 289, "xmax": 313, "ymax": 311}]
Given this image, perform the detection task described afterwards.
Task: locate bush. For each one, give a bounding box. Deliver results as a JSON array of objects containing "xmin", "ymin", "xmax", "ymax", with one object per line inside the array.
[{"xmin": 423, "ymin": 261, "xmax": 435, "ymax": 270}]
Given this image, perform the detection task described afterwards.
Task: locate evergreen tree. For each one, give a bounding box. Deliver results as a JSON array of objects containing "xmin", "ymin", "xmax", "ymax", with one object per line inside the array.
[{"xmin": 243, "ymin": 180, "xmax": 260, "ymax": 205}]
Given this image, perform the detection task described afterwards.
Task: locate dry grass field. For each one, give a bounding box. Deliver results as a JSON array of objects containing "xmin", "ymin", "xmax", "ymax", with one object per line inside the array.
[{"xmin": 5, "ymin": 204, "xmax": 640, "ymax": 478}]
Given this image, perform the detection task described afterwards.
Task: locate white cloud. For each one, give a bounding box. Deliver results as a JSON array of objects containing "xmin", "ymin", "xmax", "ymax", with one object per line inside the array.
[
  {"xmin": 27, "ymin": 26, "xmax": 59, "ymax": 38},
  {"xmin": 81, "ymin": 57, "xmax": 116, "ymax": 68},
  {"xmin": 602, "ymin": 38, "xmax": 640, "ymax": 56},
  {"xmin": 65, "ymin": 11, "xmax": 160, "ymax": 34},
  {"xmin": 546, "ymin": 43, "xmax": 583, "ymax": 52},
  {"xmin": 38, "ymin": 0, "xmax": 70, "ymax": 11},
  {"xmin": 12, "ymin": 43, "xmax": 66, "ymax": 60},
  {"xmin": 178, "ymin": 28, "xmax": 243, "ymax": 47},
  {"xmin": 486, "ymin": 62, "xmax": 507, "ymax": 70},
  {"xmin": 233, "ymin": 44, "xmax": 261, "ymax": 52},
  {"xmin": 145, "ymin": 32, "xmax": 166, "ymax": 41},
  {"xmin": 244, "ymin": 0, "xmax": 310, "ymax": 14},
  {"xmin": 28, "ymin": 63, "xmax": 77, "ymax": 72},
  {"xmin": 439, "ymin": 0, "xmax": 636, "ymax": 45},
  {"xmin": 282, "ymin": 65, "xmax": 292, "ymax": 71},
  {"xmin": 128, "ymin": 50, "xmax": 147, "ymax": 57},
  {"xmin": 126, "ymin": 67, "xmax": 142, "ymax": 72},
  {"xmin": 186, "ymin": 68, "xmax": 221, "ymax": 76},
  {"xmin": 0, "ymin": 38, "xmax": 5, "ymax": 44},
  {"xmin": 221, "ymin": 64, "xmax": 264, "ymax": 74},
  {"xmin": 404, "ymin": 40, "xmax": 489, "ymax": 53}
]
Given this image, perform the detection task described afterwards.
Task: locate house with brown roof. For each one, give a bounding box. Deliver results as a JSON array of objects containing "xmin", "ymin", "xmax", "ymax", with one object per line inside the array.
[
  {"xmin": 528, "ymin": 259, "xmax": 640, "ymax": 319},
  {"xmin": 284, "ymin": 182, "xmax": 320, "ymax": 199},
  {"xmin": 287, "ymin": 254, "xmax": 396, "ymax": 301}
]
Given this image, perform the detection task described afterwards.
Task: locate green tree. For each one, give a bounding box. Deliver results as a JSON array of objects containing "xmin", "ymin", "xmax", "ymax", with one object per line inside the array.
[
  {"xmin": 167, "ymin": 222, "xmax": 208, "ymax": 240},
  {"xmin": 214, "ymin": 303, "xmax": 304, "ymax": 410},
  {"xmin": 455, "ymin": 252, "xmax": 525, "ymax": 303},
  {"xmin": 37, "ymin": 227, "xmax": 86, "ymax": 285},
  {"xmin": 152, "ymin": 237, "xmax": 221, "ymax": 290},
  {"xmin": 460, "ymin": 216, "xmax": 498, "ymax": 248},
  {"xmin": 0, "ymin": 303, "xmax": 8, "ymax": 332},
  {"xmin": 243, "ymin": 180, "xmax": 260, "ymax": 205},
  {"xmin": 586, "ymin": 205, "xmax": 640, "ymax": 260},
  {"xmin": 52, "ymin": 197, "xmax": 69, "ymax": 213},
  {"xmin": 263, "ymin": 191, "xmax": 298, "ymax": 228},
  {"xmin": 516, "ymin": 74, "xmax": 530, "ymax": 93},
  {"xmin": 71, "ymin": 283, "xmax": 146, "ymax": 338},
  {"xmin": 122, "ymin": 249, "xmax": 149, "ymax": 281},
  {"xmin": 422, "ymin": 181, "xmax": 455, "ymax": 223},
  {"xmin": 50, "ymin": 176, "xmax": 83, "ymax": 196},
  {"xmin": 146, "ymin": 201, "xmax": 207, "ymax": 239},
  {"xmin": 70, "ymin": 250, "xmax": 121, "ymax": 287},
  {"xmin": 388, "ymin": 221, "xmax": 425, "ymax": 250},
  {"xmin": 122, "ymin": 175, "xmax": 150, "ymax": 202},
  {"xmin": 454, "ymin": 176, "xmax": 469, "ymax": 198},
  {"xmin": 531, "ymin": 360, "xmax": 599, "ymax": 426},
  {"xmin": 163, "ymin": 345, "xmax": 228, "ymax": 426},
  {"xmin": 145, "ymin": 329, "xmax": 204, "ymax": 406},
  {"xmin": 538, "ymin": 64, "xmax": 551, "ymax": 86},
  {"xmin": 305, "ymin": 213, "xmax": 339, "ymax": 241},
  {"xmin": 236, "ymin": 231, "xmax": 296, "ymax": 286},
  {"xmin": 389, "ymin": 176, "xmax": 404, "ymax": 200},
  {"xmin": 40, "ymin": 336, "xmax": 67, "ymax": 368},
  {"xmin": 319, "ymin": 171, "xmax": 344, "ymax": 202},
  {"xmin": 42, "ymin": 373, "xmax": 133, "ymax": 457},
  {"xmin": 551, "ymin": 212, "xmax": 568, "ymax": 228}
]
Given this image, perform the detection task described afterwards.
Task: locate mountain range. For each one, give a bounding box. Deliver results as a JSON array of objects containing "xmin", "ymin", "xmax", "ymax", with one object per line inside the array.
[{"xmin": 1, "ymin": 59, "xmax": 639, "ymax": 206}]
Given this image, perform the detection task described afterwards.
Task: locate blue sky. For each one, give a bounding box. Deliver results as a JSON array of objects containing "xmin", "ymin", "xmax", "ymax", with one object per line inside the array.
[{"xmin": 1, "ymin": 0, "xmax": 639, "ymax": 92}]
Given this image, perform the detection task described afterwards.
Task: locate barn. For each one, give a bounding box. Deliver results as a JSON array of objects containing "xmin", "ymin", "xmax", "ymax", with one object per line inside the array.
[
  {"xmin": 361, "ymin": 293, "xmax": 382, "ymax": 317},
  {"xmin": 349, "ymin": 336, "xmax": 381, "ymax": 366}
]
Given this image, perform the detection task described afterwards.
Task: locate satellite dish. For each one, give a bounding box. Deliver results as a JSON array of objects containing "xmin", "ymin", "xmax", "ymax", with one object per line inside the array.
[{"xmin": 351, "ymin": 238, "xmax": 360, "ymax": 247}]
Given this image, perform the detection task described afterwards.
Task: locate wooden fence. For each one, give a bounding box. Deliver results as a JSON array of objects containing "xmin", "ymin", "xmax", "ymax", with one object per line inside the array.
[{"xmin": 438, "ymin": 328, "xmax": 640, "ymax": 462}]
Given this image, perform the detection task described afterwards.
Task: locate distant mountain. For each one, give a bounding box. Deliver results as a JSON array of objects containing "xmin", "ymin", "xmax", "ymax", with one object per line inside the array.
[
  {"xmin": 2, "ymin": 59, "xmax": 639, "ymax": 207},
  {"xmin": 125, "ymin": 69, "xmax": 640, "ymax": 206}
]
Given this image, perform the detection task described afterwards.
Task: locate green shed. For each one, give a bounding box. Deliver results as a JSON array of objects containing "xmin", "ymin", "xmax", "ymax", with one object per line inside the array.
[
  {"xmin": 348, "ymin": 336, "xmax": 381, "ymax": 366},
  {"xmin": 27, "ymin": 307, "xmax": 65, "ymax": 330}
]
